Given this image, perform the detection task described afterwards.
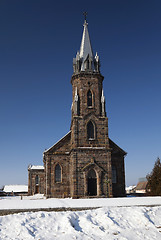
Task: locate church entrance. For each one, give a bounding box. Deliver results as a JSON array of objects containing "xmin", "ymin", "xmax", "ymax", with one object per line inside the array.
[
  {"xmin": 35, "ymin": 185, "xmax": 39, "ymax": 194},
  {"xmin": 87, "ymin": 169, "xmax": 97, "ymax": 196}
]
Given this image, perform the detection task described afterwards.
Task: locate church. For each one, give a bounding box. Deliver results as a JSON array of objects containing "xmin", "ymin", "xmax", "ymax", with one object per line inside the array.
[{"xmin": 28, "ymin": 18, "xmax": 126, "ymax": 198}]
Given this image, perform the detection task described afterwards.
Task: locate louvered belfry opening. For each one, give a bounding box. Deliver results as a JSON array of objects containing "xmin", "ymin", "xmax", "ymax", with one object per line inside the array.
[{"xmin": 87, "ymin": 90, "xmax": 92, "ymax": 107}]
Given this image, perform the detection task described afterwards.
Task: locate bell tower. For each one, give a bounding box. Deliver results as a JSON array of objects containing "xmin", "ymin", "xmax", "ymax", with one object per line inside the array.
[
  {"xmin": 29, "ymin": 14, "xmax": 126, "ymax": 199},
  {"xmin": 70, "ymin": 16, "xmax": 113, "ymax": 198}
]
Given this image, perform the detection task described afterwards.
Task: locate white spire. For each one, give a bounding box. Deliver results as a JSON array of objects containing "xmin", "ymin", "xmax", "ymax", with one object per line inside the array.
[
  {"xmin": 80, "ymin": 20, "xmax": 93, "ymax": 71},
  {"xmin": 74, "ymin": 87, "xmax": 79, "ymax": 115},
  {"xmin": 95, "ymin": 52, "xmax": 99, "ymax": 62},
  {"xmin": 101, "ymin": 89, "xmax": 105, "ymax": 103},
  {"xmin": 80, "ymin": 20, "xmax": 93, "ymax": 60},
  {"xmin": 101, "ymin": 89, "xmax": 106, "ymax": 117},
  {"xmin": 75, "ymin": 87, "xmax": 78, "ymax": 101},
  {"xmin": 76, "ymin": 51, "xmax": 80, "ymax": 61},
  {"xmin": 73, "ymin": 16, "xmax": 100, "ymax": 74}
]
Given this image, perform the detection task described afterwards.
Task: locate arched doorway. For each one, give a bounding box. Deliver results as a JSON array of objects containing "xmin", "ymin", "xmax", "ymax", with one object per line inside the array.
[{"xmin": 88, "ymin": 169, "xmax": 97, "ymax": 196}]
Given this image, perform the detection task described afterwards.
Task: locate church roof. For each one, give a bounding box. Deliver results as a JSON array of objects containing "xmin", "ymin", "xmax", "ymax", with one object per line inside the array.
[
  {"xmin": 135, "ymin": 181, "xmax": 148, "ymax": 191},
  {"xmin": 44, "ymin": 130, "xmax": 126, "ymax": 156},
  {"xmin": 79, "ymin": 20, "xmax": 93, "ymax": 71},
  {"xmin": 28, "ymin": 165, "xmax": 44, "ymax": 170},
  {"xmin": 3, "ymin": 185, "xmax": 28, "ymax": 193},
  {"xmin": 109, "ymin": 139, "xmax": 127, "ymax": 156},
  {"xmin": 44, "ymin": 131, "xmax": 71, "ymax": 154}
]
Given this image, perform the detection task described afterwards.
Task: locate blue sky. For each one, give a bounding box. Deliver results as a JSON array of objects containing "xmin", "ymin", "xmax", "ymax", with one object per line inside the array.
[{"xmin": 0, "ymin": 0, "xmax": 161, "ymax": 188}]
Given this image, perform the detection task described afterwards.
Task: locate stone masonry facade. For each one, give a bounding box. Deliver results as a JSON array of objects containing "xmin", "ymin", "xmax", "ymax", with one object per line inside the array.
[{"xmin": 28, "ymin": 19, "xmax": 126, "ymax": 198}]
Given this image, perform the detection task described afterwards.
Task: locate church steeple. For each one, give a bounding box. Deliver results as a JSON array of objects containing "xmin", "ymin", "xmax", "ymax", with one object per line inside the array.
[
  {"xmin": 79, "ymin": 20, "xmax": 93, "ymax": 71},
  {"xmin": 73, "ymin": 16, "xmax": 100, "ymax": 74}
]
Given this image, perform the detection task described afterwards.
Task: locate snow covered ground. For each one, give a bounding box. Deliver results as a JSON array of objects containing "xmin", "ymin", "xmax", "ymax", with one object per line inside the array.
[
  {"xmin": 0, "ymin": 196, "xmax": 161, "ymax": 239},
  {"xmin": 0, "ymin": 195, "xmax": 161, "ymax": 210}
]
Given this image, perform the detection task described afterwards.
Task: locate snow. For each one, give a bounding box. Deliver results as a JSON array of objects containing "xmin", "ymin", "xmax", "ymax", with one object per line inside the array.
[
  {"xmin": 0, "ymin": 195, "xmax": 161, "ymax": 210},
  {"xmin": 0, "ymin": 196, "xmax": 161, "ymax": 239},
  {"xmin": 28, "ymin": 165, "xmax": 44, "ymax": 170},
  {"xmin": 0, "ymin": 206, "xmax": 161, "ymax": 239},
  {"xmin": 126, "ymin": 185, "xmax": 136, "ymax": 194},
  {"xmin": 3, "ymin": 185, "xmax": 28, "ymax": 193},
  {"xmin": 126, "ymin": 185, "xmax": 136, "ymax": 191}
]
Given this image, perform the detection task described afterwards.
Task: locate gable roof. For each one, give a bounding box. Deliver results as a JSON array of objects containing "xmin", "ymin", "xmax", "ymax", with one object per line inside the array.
[
  {"xmin": 43, "ymin": 131, "xmax": 126, "ymax": 156},
  {"xmin": 44, "ymin": 131, "xmax": 71, "ymax": 154},
  {"xmin": 136, "ymin": 181, "xmax": 148, "ymax": 191},
  {"xmin": 109, "ymin": 138, "xmax": 127, "ymax": 156},
  {"xmin": 28, "ymin": 165, "xmax": 44, "ymax": 170}
]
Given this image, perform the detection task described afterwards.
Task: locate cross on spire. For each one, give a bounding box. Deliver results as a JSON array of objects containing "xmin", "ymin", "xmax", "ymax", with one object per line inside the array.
[{"xmin": 83, "ymin": 12, "xmax": 87, "ymax": 21}]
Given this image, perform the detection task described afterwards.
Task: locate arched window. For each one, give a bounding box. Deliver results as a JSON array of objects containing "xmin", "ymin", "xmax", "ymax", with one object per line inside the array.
[
  {"xmin": 35, "ymin": 175, "xmax": 39, "ymax": 185},
  {"xmin": 87, "ymin": 121, "xmax": 94, "ymax": 139},
  {"xmin": 112, "ymin": 166, "xmax": 117, "ymax": 183},
  {"xmin": 87, "ymin": 90, "xmax": 92, "ymax": 107},
  {"xmin": 55, "ymin": 164, "xmax": 61, "ymax": 183},
  {"xmin": 85, "ymin": 59, "xmax": 89, "ymax": 70}
]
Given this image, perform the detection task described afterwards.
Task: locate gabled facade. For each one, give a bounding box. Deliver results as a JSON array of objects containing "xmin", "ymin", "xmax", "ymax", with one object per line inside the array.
[{"xmin": 28, "ymin": 18, "xmax": 126, "ymax": 198}]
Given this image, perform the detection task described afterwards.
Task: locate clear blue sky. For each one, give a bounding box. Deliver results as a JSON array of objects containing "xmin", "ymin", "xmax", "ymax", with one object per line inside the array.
[{"xmin": 0, "ymin": 0, "xmax": 161, "ymax": 188}]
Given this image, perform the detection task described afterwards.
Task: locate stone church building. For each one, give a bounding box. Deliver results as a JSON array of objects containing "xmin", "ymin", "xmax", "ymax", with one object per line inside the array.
[{"xmin": 28, "ymin": 19, "xmax": 126, "ymax": 198}]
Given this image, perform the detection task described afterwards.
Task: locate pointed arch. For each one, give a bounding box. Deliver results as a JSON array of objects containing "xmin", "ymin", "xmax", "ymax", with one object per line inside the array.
[
  {"xmin": 87, "ymin": 120, "xmax": 95, "ymax": 139},
  {"xmin": 88, "ymin": 169, "xmax": 96, "ymax": 178},
  {"xmin": 55, "ymin": 164, "xmax": 62, "ymax": 183},
  {"xmin": 85, "ymin": 56, "xmax": 90, "ymax": 70},
  {"xmin": 87, "ymin": 169, "xmax": 97, "ymax": 196},
  {"xmin": 87, "ymin": 89, "xmax": 93, "ymax": 107}
]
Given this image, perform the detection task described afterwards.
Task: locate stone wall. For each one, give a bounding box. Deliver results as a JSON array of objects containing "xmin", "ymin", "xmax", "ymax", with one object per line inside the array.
[
  {"xmin": 69, "ymin": 149, "xmax": 113, "ymax": 198},
  {"xmin": 28, "ymin": 169, "xmax": 45, "ymax": 195},
  {"xmin": 111, "ymin": 153, "xmax": 126, "ymax": 197},
  {"xmin": 29, "ymin": 71, "xmax": 126, "ymax": 199}
]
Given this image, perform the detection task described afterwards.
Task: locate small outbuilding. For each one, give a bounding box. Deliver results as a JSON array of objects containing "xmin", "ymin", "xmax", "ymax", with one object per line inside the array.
[
  {"xmin": 28, "ymin": 165, "xmax": 45, "ymax": 195},
  {"xmin": 3, "ymin": 185, "xmax": 28, "ymax": 196},
  {"xmin": 135, "ymin": 181, "xmax": 148, "ymax": 195}
]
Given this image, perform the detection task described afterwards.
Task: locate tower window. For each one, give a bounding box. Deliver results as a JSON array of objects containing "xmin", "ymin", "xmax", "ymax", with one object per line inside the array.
[
  {"xmin": 55, "ymin": 164, "xmax": 61, "ymax": 183},
  {"xmin": 77, "ymin": 95, "xmax": 80, "ymax": 116},
  {"xmin": 112, "ymin": 166, "xmax": 117, "ymax": 183},
  {"xmin": 87, "ymin": 121, "xmax": 95, "ymax": 139},
  {"xmin": 87, "ymin": 90, "xmax": 92, "ymax": 107}
]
